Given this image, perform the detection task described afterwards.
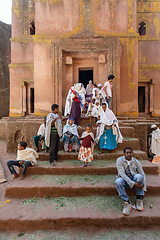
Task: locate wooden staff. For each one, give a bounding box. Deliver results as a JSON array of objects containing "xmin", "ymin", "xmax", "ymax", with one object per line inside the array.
[{"xmin": 90, "ymin": 94, "xmax": 92, "ymax": 124}]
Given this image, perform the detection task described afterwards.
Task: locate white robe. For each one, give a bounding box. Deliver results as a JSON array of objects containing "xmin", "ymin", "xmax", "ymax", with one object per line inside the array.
[
  {"xmin": 37, "ymin": 123, "xmax": 45, "ymax": 137},
  {"xmin": 17, "ymin": 147, "xmax": 38, "ymax": 165},
  {"xmin": 151, "ymin": 128, "xmax": 160, "ymax": 156},
  {"xmin": 95, "ymin": 106, "xmax": 123, "ymax": 144},
  {"xmin": 37, "ymin": 123, "xmax": 46, "ymax": 149},
  {"xmin": 45, "ymin": 113, "xmax": 62, "ymax": 147},
  {"xmin": 86, "ymin": 103, "xmax": 101, "ymax": 118},
  {"xmin": 64, "ymin": 88, "xmax": 74, "ymax": 116}
]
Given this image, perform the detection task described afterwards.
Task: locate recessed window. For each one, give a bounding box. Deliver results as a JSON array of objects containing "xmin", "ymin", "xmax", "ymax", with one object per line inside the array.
[
  {"xmin": 30, "ymin": 21, "xmax": 35, "ymax": 35},
  {"xmin": 138, "ymin": 21, "xmax": 146, "ymax": 36}
]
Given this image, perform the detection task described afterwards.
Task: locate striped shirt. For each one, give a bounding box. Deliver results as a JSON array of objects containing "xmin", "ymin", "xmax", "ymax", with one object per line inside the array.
[{"xmin": 51, "ymin": 124, "xmax": 58, "ymax": 134}]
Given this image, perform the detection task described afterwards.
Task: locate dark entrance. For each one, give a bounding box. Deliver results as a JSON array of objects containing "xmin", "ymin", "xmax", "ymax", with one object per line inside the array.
[
  {"xmin": 79, "ymin": 69, "xmax": 93, "ymax": 88},
  {"xmin": 30, "ymin": 88, "xmax": 34, "ymax": 113},
  {"xmin": 138, "ymin": 86, "xmax": 145, "ymax": 113}
]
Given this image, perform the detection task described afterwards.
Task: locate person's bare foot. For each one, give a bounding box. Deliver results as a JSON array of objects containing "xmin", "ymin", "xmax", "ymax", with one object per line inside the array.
[
  {"xmin": 20, "ymin": 174, "xmax": 25, "ymax": 180},
  {"xmin": 111, "ymin": 149, "xmax": 116, "ymax": 153},
  {"xmin": 98, "ymin": 150, "xmax": 103, "ymax": 155},
  {"xmin": 12, "ymin": 173, "xmax": 19, "ymax": 181}
]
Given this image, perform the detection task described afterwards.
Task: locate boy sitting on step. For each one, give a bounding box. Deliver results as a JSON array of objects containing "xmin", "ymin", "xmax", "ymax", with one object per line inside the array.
[{"xmin": 7, "ymin": 141, "xmax": 38, "ymax": 181}]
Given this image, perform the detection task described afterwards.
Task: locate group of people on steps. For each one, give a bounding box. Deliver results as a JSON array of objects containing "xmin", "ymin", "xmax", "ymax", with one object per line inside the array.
[{"xmin": 9, "ymin": 74, "xmax": 160, "ymax": 216}]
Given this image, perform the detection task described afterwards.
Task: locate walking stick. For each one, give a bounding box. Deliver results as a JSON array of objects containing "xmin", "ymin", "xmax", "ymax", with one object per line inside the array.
[{"xmin": 90, "ymin": 95, "xmax": 92, "ymax": 124}]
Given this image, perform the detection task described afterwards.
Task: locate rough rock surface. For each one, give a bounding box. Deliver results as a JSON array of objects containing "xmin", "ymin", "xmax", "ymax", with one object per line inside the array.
[{"xmin": 0, "ymin": 21, "xmax": 11, "ymax": 119}]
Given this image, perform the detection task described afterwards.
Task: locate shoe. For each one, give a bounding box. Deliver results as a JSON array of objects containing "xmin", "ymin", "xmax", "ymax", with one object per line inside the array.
[
  {"xmin": 81, "ymin": 164, "xmax": 85, "ymax": 168},
  {"xmin": 87, "ymin": 164, "xmax": 90, "ymax": 167},
  {"xmin": 136, "ymin": 199, "xmax": 144, "ymax": 211},
  {"xmin": 50, "ymin": 162, "xmax": 56, "ymax": 166},
  {"xmin": 122, "ymin": 202, "xmax": 133, "ymax": 216}
]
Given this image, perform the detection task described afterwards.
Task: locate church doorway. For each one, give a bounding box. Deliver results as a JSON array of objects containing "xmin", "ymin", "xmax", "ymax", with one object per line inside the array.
[
  {"xmin": 138, "ymin": 83, "xmax": 150, "ymax": 115},
  {"xmin": 79, "ymin": 69, "xmax": 93, "ymax": 88},
  {"xmin": 138, "ymin": 86, "xmax": 145, "ymax": 113}
]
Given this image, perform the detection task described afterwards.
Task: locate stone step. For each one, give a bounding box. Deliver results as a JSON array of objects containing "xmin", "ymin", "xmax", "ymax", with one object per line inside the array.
[
  {"xmin": 1, "ymin": 195, "xmax": 160, "ymax": 231},
  {"xmin": 38, "ymin": 150, "xmax": 147, "ymax": 161},
  {"xmin": 59, "ymin": 138, "xmax": 140, "ymax": 151},
  {"xmin": 5, "ymin": 174, "xmax": 160, "ymax": 199},
  {"xmin": 19, "ymin": 160, "xmax": 158, "ymax": 176},
  {"xmin": 1, "ymin": 196, "xmax": 160, "ymax": 231}
]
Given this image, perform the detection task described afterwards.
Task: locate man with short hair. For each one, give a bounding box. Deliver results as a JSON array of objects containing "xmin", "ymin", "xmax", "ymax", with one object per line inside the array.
[
  {"xmin": 104, "ymin": 74, "xmax": 115, "ymax": 109},
  {"xmin": 115, "ymin": 147, "xmax": 146, "ymax": 216},
  {"xmin": 45, "ymin": 104, "xmax": 62, "ymax": 166}
]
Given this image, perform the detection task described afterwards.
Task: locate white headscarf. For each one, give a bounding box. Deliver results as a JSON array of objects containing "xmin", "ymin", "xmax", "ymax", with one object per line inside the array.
[
  {"xmin": 63, "ymin": 119, "xmax": 79, "ymax": 137},
  {"xmin": 95, "ymin": 103, "xmax": 123, "ymax": 143}
]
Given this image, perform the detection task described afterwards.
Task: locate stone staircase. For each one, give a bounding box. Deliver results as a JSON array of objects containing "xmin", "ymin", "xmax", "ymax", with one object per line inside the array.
[{"xmin": 1, "ymin": 116, "xmax": 160, "ymax": 231}]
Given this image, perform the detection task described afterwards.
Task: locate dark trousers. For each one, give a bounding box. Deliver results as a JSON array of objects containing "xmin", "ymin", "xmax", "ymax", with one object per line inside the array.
[
  {"xmin": 33, "ymin": 135, "xmax": 46, "ymax": 149},
  {"xmin": 49, "ymin": 133, "xmax": 60, "ymax": 163},
  {"xmin": 7, "ymin": 160, "xmax": 32, "ymax": 175}
]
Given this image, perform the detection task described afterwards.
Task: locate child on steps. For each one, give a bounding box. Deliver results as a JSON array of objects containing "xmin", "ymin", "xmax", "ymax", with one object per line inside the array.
[{"xmin": 78, "ymin": 124, "xmax": 96, "ymax": 167}]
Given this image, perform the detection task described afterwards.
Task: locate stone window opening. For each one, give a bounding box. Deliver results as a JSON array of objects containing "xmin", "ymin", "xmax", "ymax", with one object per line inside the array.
[
  {"xmin": 30, "ymin": 21, "xmax": 35, "ymax": 35},
  {"xmin": 138, "ymin": 21, "xmax": 146, "ymax": 36}
]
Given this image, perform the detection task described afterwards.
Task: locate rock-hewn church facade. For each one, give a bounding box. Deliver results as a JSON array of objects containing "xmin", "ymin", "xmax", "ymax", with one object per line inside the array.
[{"xmin": 9, "ymin": 0, "xmax": 160, "ymax": 117}]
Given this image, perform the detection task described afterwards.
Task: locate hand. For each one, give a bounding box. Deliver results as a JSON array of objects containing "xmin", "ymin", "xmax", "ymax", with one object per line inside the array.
[
  {"xmin": 78, "ymin": 136, "xmax": 81, "ymax": 140},
  {"xmin": 19, "ymin": 160, "xmax": 25, "ymax": 165},
  {"xmin": 39, "ymin": 136, "xmax": 44, "ymax": 141},
  {"xmin": 94, "ymin": 142, "xmax": 96, "ymax": 146},
  {"xmin": 134, "ymin": 182, "xmax": 143, "ymax": 190},
  {"xmin": 107, "ymin": 96, "xmax": 109, "ymax": 100},
  {"xmin": 56, "ymin": 116, "xmax": 61, "ymax": 120}
]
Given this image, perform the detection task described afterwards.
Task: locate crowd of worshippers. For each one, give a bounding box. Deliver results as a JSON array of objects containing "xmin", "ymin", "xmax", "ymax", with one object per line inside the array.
[
  {"xmin": 64, "ymin": 74, "xmax": 114, "ymax": 125},
  {"xmin": 7, "ymin": 74, "xmax": 160, "ymax": 216}
]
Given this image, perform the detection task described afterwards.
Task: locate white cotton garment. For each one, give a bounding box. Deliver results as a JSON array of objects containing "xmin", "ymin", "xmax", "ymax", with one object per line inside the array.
[
  {"xmin": 37, "ymin": 123, "xmax": 46, "ymax": 137},
  {"xmin": 151, "ymin": 128, "xmax": 160, "ymax": 156},
  {"xmin": 17, "ymin": 147, "xmax": 38, "ymax": 165}
]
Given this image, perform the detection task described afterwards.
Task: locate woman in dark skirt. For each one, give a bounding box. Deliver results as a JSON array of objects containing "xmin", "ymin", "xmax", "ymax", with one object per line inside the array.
[{"xmin": 69, "ymin": 83, "xmax": 82, "ymax": 126}]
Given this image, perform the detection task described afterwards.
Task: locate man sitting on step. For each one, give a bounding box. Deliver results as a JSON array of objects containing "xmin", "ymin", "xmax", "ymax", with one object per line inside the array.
[
  {"xmin": 33, "ymin": 117, "xmax": 47, "ymax": 152},
  {"xmin": 115, "ymin": 147, "xmax": 146, "ymax": 216},
  {"xmin": 7, "ymin": 141, "xmax": 38, "ymax": 181}
]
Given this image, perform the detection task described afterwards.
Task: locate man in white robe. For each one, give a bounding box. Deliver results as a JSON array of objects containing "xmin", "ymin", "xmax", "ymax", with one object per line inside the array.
[{"xmin": 150, "ymin": 124, "xmax": 160, "ymax": 157}]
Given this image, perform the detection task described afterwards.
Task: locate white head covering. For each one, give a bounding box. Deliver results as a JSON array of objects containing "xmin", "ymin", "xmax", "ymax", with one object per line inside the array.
[
  {"xmin": 98, "ymin": 83, "xmax": 102, "ymax": 87},
  {"xmin": 89, "ymin": 80, "xmax": 92, "ymax": 84},
  {"xmin": 75, "ymin": 83, "xmax": 82, "ymax": 93},
  {"xmin": 151, "ymin": 124, "xmax": 157, "ymax": 129}
]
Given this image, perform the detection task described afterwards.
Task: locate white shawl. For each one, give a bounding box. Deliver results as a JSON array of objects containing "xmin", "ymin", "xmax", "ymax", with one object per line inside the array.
[
  {"xmin": 63, "ymin": 120, "xmax": 79, "ymax": 137},
  {"xmin": 95, "ymin": 105, "xmax": 123, "ymax": 144},
  {"xmin": 64, "ymin": 87, "xmax": 74, "ymax": 116},
  {"xmin": 45, "ymin": 113, "xmax": 62, "ymax": 147},
  {"xmin": 151, "ymin": 128, "xmax": 160, "ymax": 156}
]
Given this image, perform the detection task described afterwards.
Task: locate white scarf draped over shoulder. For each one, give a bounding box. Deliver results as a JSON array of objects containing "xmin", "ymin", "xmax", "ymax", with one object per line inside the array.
[
  {"xmin": 95, "ymin": 105, "xmax": 123, "ymax": 144},
  {"xmin": 45, "ymin": 112, "xmax": 62, "ymax": 147},
  {"xmin": 63, "ymin": 120, "xmax": 79, "ymax": 137},
  {"xmin": 81, "ymin": 131, "xmax": 95, "ymax": 151}
]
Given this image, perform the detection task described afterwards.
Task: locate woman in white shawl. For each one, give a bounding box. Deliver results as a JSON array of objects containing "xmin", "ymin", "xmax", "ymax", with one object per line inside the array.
[
  {"xmin": 95, "ymin": 103, "xmax": 123, "ymax": 154},
  {"xmin": 63, "ymin": 118, "xmax": 80, "ymax": 153},
  {"xmin": 69, "ymin": 83, "xmax": 83, "ymax": 126}
]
